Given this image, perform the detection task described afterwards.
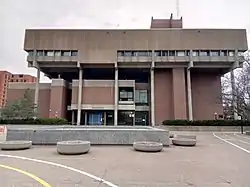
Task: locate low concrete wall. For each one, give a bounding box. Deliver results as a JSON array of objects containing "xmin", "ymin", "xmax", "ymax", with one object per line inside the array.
[
  {"xmin": 163, "ymin": 125, "xmax": 250, "ymax": 132},
  {"xmin": 6, "ymin": 126, "xmax": 169, "ymax": 146}
]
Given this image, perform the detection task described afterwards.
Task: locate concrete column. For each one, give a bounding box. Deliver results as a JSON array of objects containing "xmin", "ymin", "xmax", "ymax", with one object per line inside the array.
[
  {"xmin": 231, "ymin": 70, "xmax": 238, "ymax": 120},
  {"xmin": 114, "ymin": 67, "xmax": 118, "ymax": 126},
  {"xmin": 231, "ymin": 49, "xmax": 239, "ymax": 120},
  {"xmin": 186, "ymin": 68, "xmax": 193, "ymax": 121},
  {"xmin": 34, "ymin": 67, "xmax": 40, "ymax": 114},
  {"xmin": 71, "ymin": 111, "xmax": 75, "ymax": 125},
  {"xmin": 77, "ymin": 68, "xmax": 83, "ymax": 126},
  {"xmin": 150, "ymin": 56, "xmax": 155, "ymax": 126}
]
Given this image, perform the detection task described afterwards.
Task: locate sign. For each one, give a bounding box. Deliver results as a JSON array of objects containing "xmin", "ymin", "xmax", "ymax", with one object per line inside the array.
[{"xmin": 0, "ymin": 126, "xmax": 7, "ymax": 142}]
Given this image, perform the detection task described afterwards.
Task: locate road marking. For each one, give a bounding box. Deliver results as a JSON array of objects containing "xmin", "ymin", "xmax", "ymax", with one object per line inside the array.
[
  {"xmin": 0, "ymin": 164, "xmax": 51, "ymax": 187},
  {"xmin": 234, "ymin": 133, "xmax": 250, "ymax": 140},
  {"xmin": 0, "ymin": 154, "xmax": 118, "ymax": 187},
  {"xmin": 213, "ymin": 133, "xmax": 250, "ymax": 154}
]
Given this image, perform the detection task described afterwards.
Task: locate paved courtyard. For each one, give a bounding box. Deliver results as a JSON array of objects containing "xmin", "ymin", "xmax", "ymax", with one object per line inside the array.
[{"xmin": 0, "ymin": 132, "xmax": 250, "ymax": 187}]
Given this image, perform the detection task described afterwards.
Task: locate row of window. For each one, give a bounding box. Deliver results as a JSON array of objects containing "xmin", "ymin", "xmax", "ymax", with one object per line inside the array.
[
  {"xmin": 117, "ymin": 50, "xmax": 244, "ymax": 57},
  {"xmin": 27, "ymin": 50, "xmax": 78, "ymax": 57},
  {"xmin": 119, "ymin": 88, "xmax": 148, "ymax": 104}
]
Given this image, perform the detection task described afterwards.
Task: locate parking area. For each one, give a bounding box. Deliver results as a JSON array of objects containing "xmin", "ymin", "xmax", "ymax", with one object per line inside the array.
[{"xmin": 0, "ymin": 132, "xmax": 250, "ymax": 187}]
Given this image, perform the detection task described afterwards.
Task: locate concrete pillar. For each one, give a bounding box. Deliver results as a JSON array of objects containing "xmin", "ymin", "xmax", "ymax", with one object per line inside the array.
[
  {"xmin": 77, "ymin": 68, "xmax": 83, "ymax": 126},
  {"xmin": 150, "ymin": 58, "xmax": 155, "ymax": 126},
  {"xmin": 231, "ymin": 70, "xmax": 238, "ymax": 120},
  {"xmin": 71, "ymin": 110, "xmax": 75, "ymax": 125},
  {"xmin": 114, "ymin": 67, "xmax": 118, "ymax": 126},
  {"xmin": 186, "ymin": 68, "xmax": 193, "ymax": 121},
  {"xmin": 34, "ymin": 67, "xmax": 40, "ymax": 114}
]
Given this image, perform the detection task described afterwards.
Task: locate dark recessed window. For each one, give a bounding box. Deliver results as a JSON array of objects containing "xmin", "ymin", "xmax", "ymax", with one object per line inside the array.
[
  {"xmin": 37, "ymin": 50, "xmax": 44, "ymax": 56},
  {"xmin": 44, "ymin": 50, "xmax": 54, "ymax": 56},
  {"xmin": 71, "ymin": 50, "xmax": 78, "ymax": 56},
  {"xmin": 61, "ymin": 51, "xmax": 71, "ymax": 56}
]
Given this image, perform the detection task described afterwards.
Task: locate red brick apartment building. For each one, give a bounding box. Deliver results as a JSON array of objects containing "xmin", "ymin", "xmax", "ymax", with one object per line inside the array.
[
  {"xmin": 0, "ymin": 71, "xmax": 36, "ymax": 108},
  {"xmin": 6, "ymin": 15, "xmax": 248, "ymax": 126}
]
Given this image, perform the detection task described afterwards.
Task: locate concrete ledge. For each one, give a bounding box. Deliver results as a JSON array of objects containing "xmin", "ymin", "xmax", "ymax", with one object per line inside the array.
[
  {"xmin": 164, "ymin": 126, "xmax": 250, "ymax": 132},
  {"xmin": 57, "ymin": 140, "xmax": 90, "ymax": 155},
  {"xmin": 172, "ymin": 139, "xmax": 196, "ymax": 146},
  {"xmin": 0, "ymin": 140, "xmax": 32, "ymax": 150},
  {"xmin": 133, "ymin": 141, "xmax": 163, "ymax": 152},
  {"xmin": 7, "ymin": 126, "xmax": 170, "ymax": 146}
]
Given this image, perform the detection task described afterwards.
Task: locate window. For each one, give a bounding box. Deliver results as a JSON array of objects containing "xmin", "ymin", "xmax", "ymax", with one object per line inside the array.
[
  {"xmin": 135, "ymin": 90, "xmax": 148, "ymax": 105},
  {"xmin": 162, "ymin": 51, "xmax": 168, "ymax": 56},
  {"xmin": 37, "ymin": 50, "xmax": 44, "ymax": 56},
  {"xmin": 192, "ymin": 50, "xmax": 199, "ymax": 56},
  {"xmin": 177, "ymin": 51, "xmax": 186, "ymax": 57},
  {"xmin": 54, "ymin": 50, "xmax": 61, "ymax": 56},
  {"xmin": 44, "ymin": 50, "xmax": 54, "ymax": 56},
  {"xmin": 71, "ymin": 50, "xmax": 78, "ymax": 56},
  {"xmin": 169, "ymin": 51, "xmax": 175, "ymax": 56},
  {"xmin": 154, "ymin": 50, "xmax": 161, "ymax": 56},
  {"xmin": 61, "ymin": 51, "xmax": 71, "ymax": 56},
  {"xmin": 27, "ymin": 50, "xmax": 34, "ymax": 56},
  {"xmin": 200, "ymin": 50, "xmax": 210, "ymax": 56},
  {"xmin": 119, "ymin": 87, "xmax": 134, "ymax": 101},
  {"xmin": 220, "ymin": 50, "xmax": 227, "ymax": 56},
  {"xmin": 124, "ymin": 51, "xmax": 132, "ymax": 56},
  {"xmin": 19, "ymin": 74, "xmax": 23, "ymax": 78},
  {"xmin": 210, "ymin": 51, "xmax": 220, "ymax": 56},
  {"xmin": 228, "ymin": 51, "xmax": 235, "ymax": 57},
  {"xmin": 117, "ymin": 51, "xmax": 124, "ymax": 56}
]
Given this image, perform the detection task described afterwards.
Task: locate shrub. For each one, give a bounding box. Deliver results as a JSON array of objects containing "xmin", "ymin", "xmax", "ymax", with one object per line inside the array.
[
  {"xmin": 162, "ymin": 120, "xmax": 250, "ymax": 126},
  {"xmin": 0, "ymin": 118, "xmax": 69, "ymax": 125}
]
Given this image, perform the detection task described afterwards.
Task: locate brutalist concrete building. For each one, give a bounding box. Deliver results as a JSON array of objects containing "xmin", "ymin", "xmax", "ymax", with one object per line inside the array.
[{"xmin": 7, "ymin": 16, "xmax": 248, "ymax": 125}]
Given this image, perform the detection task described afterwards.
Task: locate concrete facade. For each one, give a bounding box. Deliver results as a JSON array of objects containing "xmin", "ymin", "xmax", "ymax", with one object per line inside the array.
[{"xmin": 6, "ymin": 17, "xmax": 248, "ymax": 125}]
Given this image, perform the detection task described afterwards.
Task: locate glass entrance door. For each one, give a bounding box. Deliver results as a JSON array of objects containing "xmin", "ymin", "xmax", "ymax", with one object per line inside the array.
[{"xmin": 88, "ymin": 112, "xmax": 103, "ymax": 125}]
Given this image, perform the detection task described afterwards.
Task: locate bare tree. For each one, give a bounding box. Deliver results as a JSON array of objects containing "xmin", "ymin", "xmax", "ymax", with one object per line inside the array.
[{"xmin": 222, "ymin": 50, "xmax": 250, "ymax": 120}]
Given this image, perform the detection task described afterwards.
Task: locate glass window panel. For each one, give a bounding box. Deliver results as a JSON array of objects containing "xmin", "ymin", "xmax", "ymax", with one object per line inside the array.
[
  {"xmin": 154, "ymin": 51, "xmax": 161, "ymax": 56},
  {"xmin": 220, "ymin": 50, "xmax": 227, "ymax": 56},
  {"xmin": 117, "ymin": 51, "xmax": 124, "ymax": 56},
  {"xmin": 71, "ymin": 50, "xmax": 78, "ymax": 56},
  {"xmin": 228, "ymin": 51, "xmax": 235, "ymax": 56},
  {"xmin": 177, "ymin": 51, "xmax": 185, "ymax": 56},
  {"xmin": 61, "ymin": 51, "xmax": 71, "ymax": 56},
  {"xmin": 55, "ymin": 51, "xmax": 61, "ymax": 56},
  {"xmin": 44, "ymin": 51, "xmax": 54, "ymax": 56},
  {"xmin": 192, "ymin": 51, "xmax": 199, "ymax": 56},
  {"xmin": 37, "ymin": 50, "xmax": 43, "ymax": 56},
  {"xmin": 127, "ymin": 92, "xmax": 133, "ymax": 98},
  {"xmin": 27, "ymin": 51, "xmax": 34, "ymax": 56},
  {"xmin": 162, "ymin": 51, "xmax": 168, "ymax": 56},
  {"xmin": 119, "ymin": 91, "xmax": 127, "ymax": 98},
  {"xmin": 124, "ymin": 51, "xmax": 132, "ymax": 56},
  {"xmin": 211, "ymin": 51, "xmax": 220, "ymax": 56},
  {"xmin": 200, "ymin": 50, "xmax": 210, "ymax": 56},
  {"xmin": 169, "ymin": 51, "xmax": 175, "ymax": 56}
]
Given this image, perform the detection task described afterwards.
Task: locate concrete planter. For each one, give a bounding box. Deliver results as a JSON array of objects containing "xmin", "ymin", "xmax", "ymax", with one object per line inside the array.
[
  {"xmin": 57, "ymin": 140, "xmax": 90, "ymax": 155},
  {"xmin": 0, "ymin": 140, "xmax": 32, "ymax": 150},
  {"xmin": 176, "ymin": 135, "xmax": 196, "ymax": 140},
  {"xmin": 133, "ymin": 141, "xmax": 163, "ymax": 152},
  {"xmin": 172, "ymin": 138, "xmax": 196, "ymax": 146}
]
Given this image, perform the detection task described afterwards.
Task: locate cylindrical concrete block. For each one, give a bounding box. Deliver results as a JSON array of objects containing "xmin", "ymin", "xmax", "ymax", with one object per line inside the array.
[
  {"xmin": 172, "ymin": 138, "xmax": 196, "ymax": 146},
  {"xmin": 57, "ymin": 140, "xmax": 90, "ymax": 155},
  {"xmin": 176, "ymin": 135, "xmax": 196, "ymax": 140},
  {"xmin": 133, "ymin": 141, "xmax": 163, "ymax": 152},
  {"xmin": 0, "ymin": 141, "xmax": 32, "ymax": 150}
]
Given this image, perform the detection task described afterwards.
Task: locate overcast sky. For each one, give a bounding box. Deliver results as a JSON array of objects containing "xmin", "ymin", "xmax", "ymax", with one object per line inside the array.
[{"xmin": 1, "ymin": 0, "xmax": 249, "ymax": 82}]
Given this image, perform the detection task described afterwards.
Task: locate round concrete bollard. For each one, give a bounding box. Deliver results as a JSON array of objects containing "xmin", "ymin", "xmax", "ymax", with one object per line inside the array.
[
  {"xmin": 0, "ymin": 141, "xmax": 32, "ymax": 150},
  {"xmin": 176, "ymin": 134, "xmax": 196, "ymax": 140},
  {"xmin": 172, "ymin": 138, "xmax": 196, "ymax": 146},
  {"xmin": 57, "ymin": 140, "xmax": 90, "ymax": 155},
  {"xmin": 133, "ymin": 141, "xmax": 163, "ymax": 152},
  {"xmin": 246, "ymin": 131, "xmax": 250, "ymax": 135}
]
